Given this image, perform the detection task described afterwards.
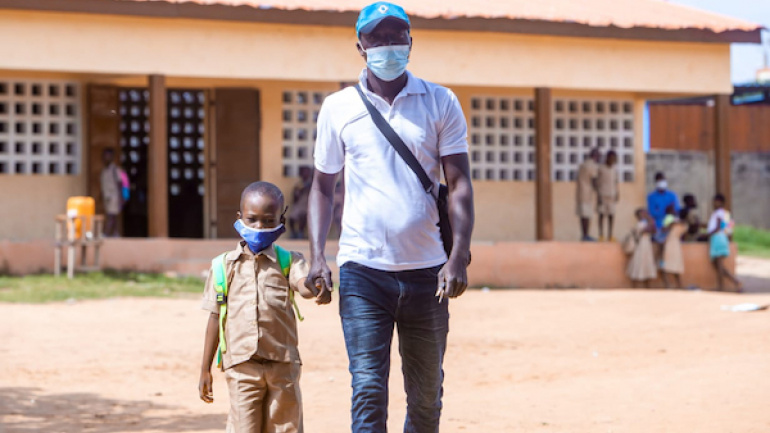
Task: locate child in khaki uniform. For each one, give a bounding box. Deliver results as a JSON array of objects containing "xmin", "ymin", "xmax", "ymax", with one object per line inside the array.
[
  {"xmin": 576, "ymin": 148, "xmax": 601, "ymax": 241},
  {"xmin": 198, "ymin": 181, "xmax": 328, "ymax": 433},
  {"xmin": 597, "ymin": 150, "xmax": 620, "ymax": 241}
]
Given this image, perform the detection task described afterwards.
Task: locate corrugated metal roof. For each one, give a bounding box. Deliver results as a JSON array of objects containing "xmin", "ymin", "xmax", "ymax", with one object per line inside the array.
[{"xmin": 120, "ymin": 0, "xmax": 761, "ymax": 33}]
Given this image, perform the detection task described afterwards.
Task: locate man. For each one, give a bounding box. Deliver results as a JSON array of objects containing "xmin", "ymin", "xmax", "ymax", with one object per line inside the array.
[
  {"xmin": 647, "ymin": 171, "xmax": 680, "ymax": 230},
  {"xmin": 576, "ymin": 148, "xmax": 601, "ymax": 241},
  {"xmin": 305, "ymin": 2, "xmax": 474, "ymax": 432},
  {"xmin": 288, "ymin": 165, "xmax": 312, "ymax": 239}
]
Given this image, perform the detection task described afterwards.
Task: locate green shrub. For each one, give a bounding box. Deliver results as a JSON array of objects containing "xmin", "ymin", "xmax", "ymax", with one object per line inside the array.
[{"xmin": 733, "ymin": 225, "xmax": 770, "ymax": 258}]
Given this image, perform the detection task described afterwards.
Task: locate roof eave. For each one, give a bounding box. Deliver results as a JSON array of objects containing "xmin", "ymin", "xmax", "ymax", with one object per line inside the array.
[{"xmin": 0, "ymin": 0, "xmax": 762, "ymax": 44}]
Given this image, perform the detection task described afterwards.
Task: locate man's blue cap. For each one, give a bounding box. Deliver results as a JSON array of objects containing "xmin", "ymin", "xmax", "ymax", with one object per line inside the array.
[{"xmin": 356, "ymin": 2, "xmax": 410, "ymax": 36}]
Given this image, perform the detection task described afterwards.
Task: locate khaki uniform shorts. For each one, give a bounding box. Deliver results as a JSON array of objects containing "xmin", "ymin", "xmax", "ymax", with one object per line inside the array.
[
  {"xmin": 577, "ymin": 202, "xmax": 594, "ymax": 218},
  {"xmin": 225, "ymin": 359, "xmax": 303, "ymax": 433},
  {"xmin": 597, "ymin": 197, "xmax": 616, "ymax": 216}
]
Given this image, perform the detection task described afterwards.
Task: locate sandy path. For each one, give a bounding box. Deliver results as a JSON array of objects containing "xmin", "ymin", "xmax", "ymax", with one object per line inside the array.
[{"xmin": 1, "ymin": 287, "xmax": 770, "ymax": 432}]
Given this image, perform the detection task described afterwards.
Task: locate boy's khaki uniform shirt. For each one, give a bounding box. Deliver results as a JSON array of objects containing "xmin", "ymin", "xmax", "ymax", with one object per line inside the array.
[
  {"xmin": 597, "ymin": 164, "xmax": 619, "ymax": 199},
  {"xmin": 201, "ymin": 242, "xmax": 309, "ymax": 370},
  {"xmin": 576, "ymin": 159, "xmax": 599, "ymax": 217}
]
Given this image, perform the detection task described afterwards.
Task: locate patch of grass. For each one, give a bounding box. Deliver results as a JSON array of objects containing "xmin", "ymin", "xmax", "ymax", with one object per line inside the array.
[
  {"xmin": 0, "ymin": 270, "xmax": 204, "ymax": 303},
  {"xmin": 733, "ymin": 225, "xmax": 770, "ymax": 258}
]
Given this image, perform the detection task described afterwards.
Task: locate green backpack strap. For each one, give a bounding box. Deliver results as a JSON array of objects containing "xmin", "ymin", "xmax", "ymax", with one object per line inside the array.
[
  {"xmin": 211, "ymin": 252, "xmax": 228, "ymax": 369},
  {"xmin": 274, "ymin": 244, "xmax": 304, "ymax": 322}
]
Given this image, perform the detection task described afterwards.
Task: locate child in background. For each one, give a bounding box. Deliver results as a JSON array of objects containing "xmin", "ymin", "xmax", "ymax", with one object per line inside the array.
[
  {"xmin": 707, "ymin": 193, "xmax": 742, "ymax": 292},
  {"xmin": 627, "ymin": 208, "xmax": 658, "ymax": 288},
  {"xmin": 289, "ymin": 166, "xmax": 313, "ymax": 239},
  {"xmin": 679, "ymin": 194, "xmax": 705, "ymax": 242},
  {"xmin": 597, "ymin": 150, "xmax": 620, "ymax": 242},
  {"xmin": 100, "ymin": 147, "xmax": 124, "ymax": 237},
  {"xmin": 198, "ymin": 181, "xmax": 329, "ymax": 433},
  {"xmin": 660, "ymin": 204, "xmax": 685, "ymax": 288}
]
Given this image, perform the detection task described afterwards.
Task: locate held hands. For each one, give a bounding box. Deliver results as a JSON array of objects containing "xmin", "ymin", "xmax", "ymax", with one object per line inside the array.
[
  {"xmin": 436, "ymin": 252, "xmax": 470, "ymax": 302},
  {"xmin": 199, "ymin": 370, "xmax": 214, "ymax": 403},
  {"xmin": 306, "ymin": 259, "xmax": 333, "ymax": 305}
]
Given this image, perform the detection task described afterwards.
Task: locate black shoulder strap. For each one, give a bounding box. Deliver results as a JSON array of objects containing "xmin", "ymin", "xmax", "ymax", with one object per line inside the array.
[{"xmin": 355, "ymin": 84, "xmax": 435, "ymax": 197}]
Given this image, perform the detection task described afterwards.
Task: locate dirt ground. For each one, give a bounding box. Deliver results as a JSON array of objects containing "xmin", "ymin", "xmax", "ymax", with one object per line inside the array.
[{"xmin": 2, "ymin": 262, "xmax": 770, "ymax": 432}]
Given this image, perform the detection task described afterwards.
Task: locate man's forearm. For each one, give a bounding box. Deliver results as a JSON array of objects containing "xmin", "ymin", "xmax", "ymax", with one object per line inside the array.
[
  {"xmin": 307, "ymin": 177, "xmax": 336, "ymax": 261},
  {"xmin": 448, "ymin": 178, "xmax": 474, "ymax": 260}
]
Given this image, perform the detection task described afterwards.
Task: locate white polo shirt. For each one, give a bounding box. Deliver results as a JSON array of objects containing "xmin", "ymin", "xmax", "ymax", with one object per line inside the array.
[{"xmin": 314, "ymin": 69, "xmax": 469, "ymax": 271}]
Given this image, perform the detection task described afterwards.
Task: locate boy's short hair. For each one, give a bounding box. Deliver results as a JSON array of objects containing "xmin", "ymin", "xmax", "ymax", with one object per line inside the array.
[
  {"xmin": 654, "ymin": 172, "xmax": 665, "ymax": 181},
  {"xmin": 713, "ymin": 193, "xmax": 725, "ymax": 203},
  {"xmin": 635, "ymin": 207, "xmax": 645, "ymax": 218},
  {"xmin": 240, "ymin": 181, "xmax": 285, "ymax": 210}
]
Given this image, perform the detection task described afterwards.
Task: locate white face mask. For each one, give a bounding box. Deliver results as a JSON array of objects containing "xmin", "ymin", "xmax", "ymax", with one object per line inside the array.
[
  {"xmin": 363, "ymin": 44, "xmax": 410, "ymax": 82},
  {"xmin": 656, "ymin": 180, "xmax": 668, "ymax": 190}
]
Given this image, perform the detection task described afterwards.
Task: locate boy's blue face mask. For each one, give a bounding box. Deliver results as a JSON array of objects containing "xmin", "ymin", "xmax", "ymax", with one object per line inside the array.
[{"xmin": 233, "ymin": 220, "xmax": 286, "ymax": 254}]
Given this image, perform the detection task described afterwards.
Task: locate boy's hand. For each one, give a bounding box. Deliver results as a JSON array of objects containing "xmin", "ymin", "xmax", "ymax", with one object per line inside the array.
[
  {"xmin": 311, "ymin": 277, "xmax": 333, "ymax": 305},
  {"xmin": 199, "ymin": 371, "xmax": 214, "ymax": 403},
  {"xmin": 307, "ymin": 260, "xmax": 334, "ymax": 305}
]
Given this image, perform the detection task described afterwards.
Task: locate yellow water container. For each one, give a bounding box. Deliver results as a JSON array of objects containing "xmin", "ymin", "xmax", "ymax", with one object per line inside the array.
[{"xmin": 66, "ymin": 196, "xmax": 95, "ymax": 239}]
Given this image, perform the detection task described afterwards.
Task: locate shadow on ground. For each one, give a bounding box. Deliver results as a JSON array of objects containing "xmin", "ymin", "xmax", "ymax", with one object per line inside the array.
[
  {"xmin": 739, "ymin": 275, "xmax": 770, "ymax": 294},
  {"xmin": 0, "ymin": 387, "xmax": 225, "ymax": 432}
]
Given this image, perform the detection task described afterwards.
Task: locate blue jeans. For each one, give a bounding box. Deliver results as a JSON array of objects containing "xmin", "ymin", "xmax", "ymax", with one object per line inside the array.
[{"xmin": 339, "ymin": 262, "xmax": 449, "ymax": 433}]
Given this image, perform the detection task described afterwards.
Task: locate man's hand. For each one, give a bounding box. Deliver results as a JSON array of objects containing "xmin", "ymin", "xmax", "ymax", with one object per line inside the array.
[
  {"xmin": 199, "ymin": 370, "xmax": 214, "ymax": 403},
  {"xmin": 306, "ymin": 259, "xmax": 334, "ymax": 305},
  {"xmin": 437, "ymin": 252, "xmax": 470, "ymax": 300}
]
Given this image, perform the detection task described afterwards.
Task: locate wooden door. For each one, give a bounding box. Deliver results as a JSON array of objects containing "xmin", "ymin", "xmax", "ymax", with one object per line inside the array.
[
  {"xmin": 86, "ymin": 85, "xmax": 120, "ymax": 214},
  {"xmin": 210, "ymin": 88, "xmax": 261, "ymax": 238}
]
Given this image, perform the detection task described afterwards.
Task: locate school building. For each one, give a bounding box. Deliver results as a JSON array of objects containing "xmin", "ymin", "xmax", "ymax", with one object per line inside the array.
[{"xmin": 0, "ymin": 0, "xmax": 760, "ymax": 287}]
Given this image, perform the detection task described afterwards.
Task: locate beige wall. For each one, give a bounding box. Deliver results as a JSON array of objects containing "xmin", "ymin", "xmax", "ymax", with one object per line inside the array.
[
  {"xmin": 0, "ymin": 175, "xmax": 86, "ymax": 241},
  {"xmin": 452, "ymin": 86, "xmax": 648, "ymax": 241},
  {"xmin": 0, "ymin": 10, "xmax": 731, "ymax": 94},
  {"xmin": 0, "ymin": 71, "xmax": 89, "ymax": 241},
  {"xmin": 0, "ymin": 238, "xmax": 736, "ymax": 290}
]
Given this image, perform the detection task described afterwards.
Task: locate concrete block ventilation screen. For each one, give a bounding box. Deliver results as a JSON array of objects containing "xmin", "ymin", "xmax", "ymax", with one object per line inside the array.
[
  {"xmin": 468, "ymin": 96, "xmax": 536, "ymax": 181},
  {"xmin": 552, "ymin": 99, "xmax": 636, "ymax": 182},
  {"xmin": 468, "ymin": 96, "xmax": 636, "ymax": 182},
  {"xmin": 282, "ymin": 90, "xmax": 329, "ymax": 177},
  {"xmin": 0, "ymin": 80, "xmax": 80, "ymax": 175}
]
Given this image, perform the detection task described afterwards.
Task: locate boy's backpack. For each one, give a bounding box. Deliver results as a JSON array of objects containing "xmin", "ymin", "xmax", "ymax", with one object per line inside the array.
[
  {"xmin": 212, "ymin": 244, "xmax": 303, "ymax": 369},
  {"xmin": 119, "ymin": 169, "xmax": 130, "ymax": 201}
]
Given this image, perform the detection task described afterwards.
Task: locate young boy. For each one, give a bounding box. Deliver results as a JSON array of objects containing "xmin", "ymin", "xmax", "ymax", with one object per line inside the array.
[
  {"xmin": 597, "ymin": 150, "xmax": 620, "ymax": 241},
  {"xmin": 198, "ymin": 181, "xmax": 327, "ymax": 433}
]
